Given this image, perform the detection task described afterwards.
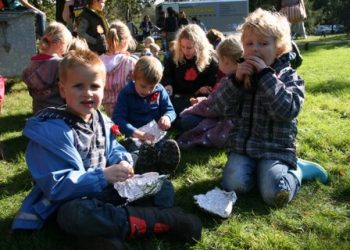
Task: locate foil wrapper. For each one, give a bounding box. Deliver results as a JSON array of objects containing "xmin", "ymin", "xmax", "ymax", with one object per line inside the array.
[
  {"xmin": 114, "ymin": 172, "xmax": 168, "ymax": 202},
  {"xmin": 194, "ymin": 187, "xmax": 237, "ymax": 218}
]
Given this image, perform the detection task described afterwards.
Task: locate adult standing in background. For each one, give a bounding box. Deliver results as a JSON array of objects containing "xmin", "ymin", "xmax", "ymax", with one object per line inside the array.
[
  {"xmin": 191, "ymin": 16, "xmax": 207, "ymax": 33},
  {"xmin": 77, "ymin": 0, "xmax": 108, "ymax": 55},
  {"xmin": 277, "ymin": 0, "xmax": 307, "ymax": 39},
  {"xmin": 156, "ymin": 10, "xmax": 166, "ymax": 50},
  {"xmin": 164, "ymin": 7, "xmax": 178, "ymax": 51},
  {"xmin": 139, "ymin": 15, "xmax": 153, "ymax": 40},
  {"xmin": 177, "ymin": 11, "xmax": 189, "ymax": 28}
]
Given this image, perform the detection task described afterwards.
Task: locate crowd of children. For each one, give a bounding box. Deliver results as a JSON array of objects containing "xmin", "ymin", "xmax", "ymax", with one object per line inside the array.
[{"xmin": 9, "ymin": 7, "xmax": 329, "ymax": 250}]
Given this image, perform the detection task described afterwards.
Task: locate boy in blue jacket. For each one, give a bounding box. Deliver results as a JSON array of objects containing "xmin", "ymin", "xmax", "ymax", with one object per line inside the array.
[
  {"xmin": 12, "ymin": 50, "xmax": 201, "ymax": 249},
  {"xmin": 113, "ymin": 56, "xmax": 180, "ymax": 176}
]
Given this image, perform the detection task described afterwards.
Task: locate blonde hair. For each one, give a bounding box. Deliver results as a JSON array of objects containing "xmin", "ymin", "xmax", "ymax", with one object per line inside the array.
[
  {"xmin": 174, "ymin": 24, "xmax": 214, "ymax": 72},
  {"xmin": 39, "ymin": 21, "xmax": 73, "ymax": 54},
  {"xmin": 143, "ymin": 36, "xmax": 155, "ymax": 48},
  {"xmin": 168, "ymin": 40, "xmax": 176, "ymax": 53},
  {"xmin": 133, "ymin": 56, "xmax": 163, "ymax": 86},
  {"xmin": 59, "ymin": 50, "xmax": 106, "ymax": 83},
  {"xmin": 108, "ymin": 20, "xmax": 137, "ymax": 52},
  {"xmin": 149, "ymin": 43, "xmax": 160, "ymax": 56},
  {"xmin": 68, "ymin": 37, "xmax": 89, "ymax": 52},
  {"xmin": 240, "ymin": 8, "xmax": 292, "ymax": 56},
  {"xmin": 216, "ymin": 35, "xmax": 243, "ymax": 64}
]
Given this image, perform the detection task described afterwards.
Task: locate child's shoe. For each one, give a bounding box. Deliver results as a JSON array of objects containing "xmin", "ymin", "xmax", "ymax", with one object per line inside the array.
[
  {"xmin": 158, "ymin": 139, "xmax": 181, "ymax": 176},
  {"xmin": 297, "ymin": 158, "xmax": 328, "ymax": 184},
  {"xmin": 135, "ymin": 143, "xmax": 158, "ymax": 174},
  {"xmin": 289, "ymin": 158, "xmax": 328, "ymax": 185},
  {"xmin": 126, "ymin": 206, "xmax": 202, "ymax": 243}
]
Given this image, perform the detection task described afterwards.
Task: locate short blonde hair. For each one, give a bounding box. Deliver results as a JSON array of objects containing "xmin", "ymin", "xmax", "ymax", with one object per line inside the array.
[
  {"xmin": 240, "ymin": 8, "xmax": 292, "ymax": 56},
  {"xmin": 143, "ymin": 36, "xmax": 155, "ymax": 48},
  {"xmin": 133, "ymin": 56, "xmax": 163, "ymax": 86},
  {"xmin": 68, "ymin": 37, "xmax": 89, "ymax": 52},
  {"xmin": 216, "ymin": 35, "xmax": 243, "ymax": 64},
  {"xmin": 108, "ymin": 20, "xmax": 137, "ymax": 52},
  {"xmin": 174, "ymin": 24, "xmax": 214, "ymax": 72},
  {"xmin": 59, "ymin": 50, "xmax": 106, "ymax": 83},
  {"xmin": 149, "ymin": 43, "xmax": 160, "ymax": 54},
  {"xmin": 39, "ymin": 21, "xmax": 73, "ymax": 54}
]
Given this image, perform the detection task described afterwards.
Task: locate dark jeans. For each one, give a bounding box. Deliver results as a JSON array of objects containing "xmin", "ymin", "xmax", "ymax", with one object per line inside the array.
[
  {"xmin": 14, "ymin": 7, "xmax": 46, "ymax": 37},
  {"xmin": 57, "ymin": 181, "xmax": 175, "ymax": 238}
]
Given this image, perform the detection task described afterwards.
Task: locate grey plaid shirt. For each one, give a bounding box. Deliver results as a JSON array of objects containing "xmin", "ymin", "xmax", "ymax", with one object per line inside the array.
[
  {"xmin": 214, "ymin": 53, "xmax": 305, "ymax": 168},
  {"xmin": 38, "ymin": 107, "xmax": 106, "ymax": 170}
]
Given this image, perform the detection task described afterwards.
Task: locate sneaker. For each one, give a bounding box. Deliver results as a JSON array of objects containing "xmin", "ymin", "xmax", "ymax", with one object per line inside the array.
[
  {"xmin": 158, "ymin": 139, "xmax": 180, "ymax": 176},
  {"xmin": 135, "ymin": 143, "xmax": 158, "ymax": 174}
]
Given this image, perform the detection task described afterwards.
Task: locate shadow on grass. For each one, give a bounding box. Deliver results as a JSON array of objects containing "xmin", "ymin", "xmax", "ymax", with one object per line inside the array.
[
  {"xmin": 0, "ymin": 135, "xmax": 28, "ymax": 162},
  {"xmin": 300, "ymin": 42, "xmax": 350, "ymax": 53},
  {"xmin": 3, "ymin": 77, "xmax": 27, "ymax": 94},
  {"xmin": 3, "ymin": 216, "xmax": 75, "ymax": 250},
  {"xmin": 176, "ymin": 147, "xmax": 223, "ymax": 176},
  {"xmin": 0, "ymin": 169, "xmax": 32, "ymax": 198},
  {"xmin": 0, "ymin": 113, "xmax": 30, "ymax": 135},
  {"xmin": 306, "ymin": 79, "xmax": 350, "ymax": 95}
]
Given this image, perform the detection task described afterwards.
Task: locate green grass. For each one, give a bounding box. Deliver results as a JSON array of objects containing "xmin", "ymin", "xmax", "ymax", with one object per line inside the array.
[{"xmin": 1, "ymin": 41, "xmax": 350, "ymax": 249}]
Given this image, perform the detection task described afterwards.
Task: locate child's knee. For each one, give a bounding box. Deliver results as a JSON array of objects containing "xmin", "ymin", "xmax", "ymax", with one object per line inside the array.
[
  {"xmin": 57, "ymin": 199, "xmax": 99, "ymax": 232},
  {"xmin": 260, "ymin": 185, "xmax": 291, "ymax": 207}
]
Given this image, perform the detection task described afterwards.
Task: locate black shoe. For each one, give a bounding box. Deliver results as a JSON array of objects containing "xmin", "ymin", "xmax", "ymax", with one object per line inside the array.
[
  {"xmin": 127, "ymin": 206, "xmax": 202, "ymax": 243},
  {"xmin": 135, "ymin": 143, "xmax": 158, "ymax": 174},
  {"xmin": 158, "ymin": 139, "xmax": 180, "ymax": 176}
]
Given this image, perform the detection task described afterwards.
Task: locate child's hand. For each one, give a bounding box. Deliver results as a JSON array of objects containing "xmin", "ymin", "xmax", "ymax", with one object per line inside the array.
[
  {"xmin": 133, "ymin": 129, "xmax": 155, "ymax": 142},
  {"xmin": 235, "ymin": 59, "xmax": 255, "ymax": 82},
  {"xmin": 165, "ymin": 85, "xmax": 173, "ymax": 96},
  {"xmin": 195, "ymin": 86, "xmax": 212, "ymax": 96},
  {"xmin": 190, "ymin": 97, "xmax": 198, "ymax": 105},
  {"xmin": 103, "ymin": 161, "xmax": 134, "ymax": 184},
  {"xmin": 158, "ymin": 116, "xmax": 171, "ymax": 130},
  {"xmin": 244, "ymin": 55, "xmax": 267, "ymax": 73}
]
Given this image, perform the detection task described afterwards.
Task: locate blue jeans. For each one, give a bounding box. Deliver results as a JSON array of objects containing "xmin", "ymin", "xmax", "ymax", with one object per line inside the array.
[
  {"xmin": 221, "ymin": 152, "xmax": 300, "ymax": 206},
  {"xmin": 14, "ymin": 7, "xmax": 46, "ymax": 37},
  {"xmin": 57, "ymin": 181, "xmax": 175, "ymax": 237},
  {"xmin": 180, "ymin": 114, "xmax": 204, "ymax": 131}
]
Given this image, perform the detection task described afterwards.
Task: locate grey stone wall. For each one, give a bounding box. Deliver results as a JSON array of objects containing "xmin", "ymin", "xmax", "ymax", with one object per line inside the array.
[{"xmin": 0, "ymin": 11, "xmax": 36, "ymax": 77}]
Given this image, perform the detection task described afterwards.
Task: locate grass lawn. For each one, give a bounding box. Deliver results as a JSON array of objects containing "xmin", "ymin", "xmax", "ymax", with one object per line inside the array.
[{"xmin": 1, "ymin": 41, "xmax": 350, "ymax": 249}]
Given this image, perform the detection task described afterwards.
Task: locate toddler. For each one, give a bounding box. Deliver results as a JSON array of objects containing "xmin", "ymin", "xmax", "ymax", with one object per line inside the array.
[
  {"xmin": 113, "ymin": 56, "xmax": 180, "ymax": 175},
  {"xmin": 100, "ymin": 20, "xmax": 138, "ymax": 117},
  {"xmin": 177, "ymin": 35, "xmax": 243, "ymax": 148}
]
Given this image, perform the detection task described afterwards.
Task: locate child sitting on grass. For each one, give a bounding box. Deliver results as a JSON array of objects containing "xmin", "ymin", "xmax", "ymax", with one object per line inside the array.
[
  {"xmin": 177, "ymin": 35, "xmax": 243, "ymax": 149},
  {"xmin": 22, "ymin": 21, "xmax": 72, "ymax": 114},
  {"xmin": 12, "ymin": 49, "xmax": 201, "ymax": 249},
  {"xmin": 213, "ymin": 8, "xmax": 328, "ymax": 207},
  {"xmin": 112, "ymin": 56, "xmax": 180, "ymax": 176}
]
